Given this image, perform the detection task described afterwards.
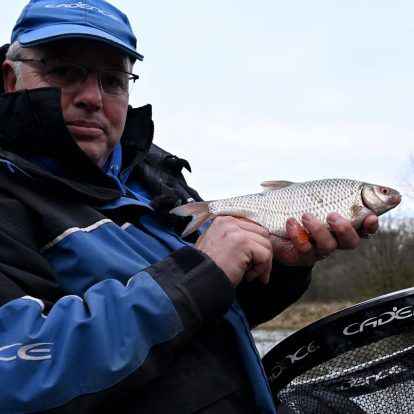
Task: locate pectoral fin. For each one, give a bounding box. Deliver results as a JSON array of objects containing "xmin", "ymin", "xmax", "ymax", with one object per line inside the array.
[
  {"xmin": 351, "ymin": 205, "xmax": 363, "ymax": 220},
  {"xmin": 350, "ymin": 204, "xmax": 370, "ymax": 228}
]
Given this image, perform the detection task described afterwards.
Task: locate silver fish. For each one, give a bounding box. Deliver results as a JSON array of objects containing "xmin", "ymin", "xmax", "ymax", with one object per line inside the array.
[{"xmin": 170, "ymin": 179, "xmax": 401, "ymax": 238}]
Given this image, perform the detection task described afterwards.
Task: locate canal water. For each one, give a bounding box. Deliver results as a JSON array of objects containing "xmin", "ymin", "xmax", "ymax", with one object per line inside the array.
[{"xmin": 252, "ymin": 328, "xmax": 296, "ymax": 357}]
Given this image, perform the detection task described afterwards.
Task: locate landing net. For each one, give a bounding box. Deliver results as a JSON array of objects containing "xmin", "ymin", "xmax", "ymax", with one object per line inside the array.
[{"xmin": 262, "ymin": 288, "xmax": 414, "ymax": 413}]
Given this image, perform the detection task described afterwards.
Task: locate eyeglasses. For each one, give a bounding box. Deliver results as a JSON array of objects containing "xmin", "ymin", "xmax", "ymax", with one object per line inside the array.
[{"xmin": 12, "ymin": 57, "xmax": 139, "ymax": 97}]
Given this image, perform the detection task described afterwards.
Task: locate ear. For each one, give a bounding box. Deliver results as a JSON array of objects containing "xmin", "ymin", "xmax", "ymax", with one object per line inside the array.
[{"xmin": 2, "ymin": 60, "xmax": 17, "ymax": 93}]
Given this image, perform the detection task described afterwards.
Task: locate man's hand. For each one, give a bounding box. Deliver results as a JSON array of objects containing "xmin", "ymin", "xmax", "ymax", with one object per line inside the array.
[
  {"xmin": 195, "ymin": 216, "xmax": 273, "ymax": 286},
  {"xmin": 271, "ymin": 212, "xmax": 379, "ymax": 266}
]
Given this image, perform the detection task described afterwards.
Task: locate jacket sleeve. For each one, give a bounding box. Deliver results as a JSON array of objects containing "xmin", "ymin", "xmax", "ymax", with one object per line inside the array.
[
  {"xmin": 0, "ymin": 193, "xmax": 235, "ymax": 413},
  {"xmin": 236, "ymin": 262, "xmax": 312, "ymax": 327}
]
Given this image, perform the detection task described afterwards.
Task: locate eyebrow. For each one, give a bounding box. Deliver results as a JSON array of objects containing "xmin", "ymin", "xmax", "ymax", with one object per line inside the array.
[{"xmin": 41, "ymin": 56, "xmax": 129, "ymax": 71}]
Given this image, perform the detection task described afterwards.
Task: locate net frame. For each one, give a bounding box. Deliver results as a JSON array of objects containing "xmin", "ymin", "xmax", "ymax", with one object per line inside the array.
[{"xmin": 262, "ymin": 287, "xmax": 414, "ymax": 411}]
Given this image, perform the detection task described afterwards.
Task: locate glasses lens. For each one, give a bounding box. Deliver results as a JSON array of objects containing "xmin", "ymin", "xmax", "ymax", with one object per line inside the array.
[
  {"xmin": 38, "ymin": 60, "xmax": 136, "ymax": 97},
  {"xmin": 44, "ymin": 62, "xmax": 85, "ymax": 91},
  {"xmin": 100, "ymin": 70, "xmax": 131, "ymax": 96}
]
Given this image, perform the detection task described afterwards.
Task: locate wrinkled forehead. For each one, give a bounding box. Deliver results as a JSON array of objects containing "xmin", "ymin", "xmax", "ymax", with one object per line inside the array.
[{"xmin": 24, "ymin": 38, "xmax": 132, "ymax": 70}]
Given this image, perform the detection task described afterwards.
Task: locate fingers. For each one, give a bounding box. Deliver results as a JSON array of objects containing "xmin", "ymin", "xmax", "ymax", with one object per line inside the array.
[
  {"xmin": 302, "ymin": 213, "xmax": 338, "ymax": 257},
  {"xmin": 235, "ymin": 217, "xmax": 270, "ymax": 238},
  {"xmin": 283, "ymin": 214, "xmax": 337, "ymax": 264},
  {"xmin": 234, "ymin": 221, "xmax": 273, "ymax": 284},
  {"xmin": 196, "ymin": 216, "xmax": 273, "ymax": 286},
  {"xmin": 285, "ymin": 218, "xmax": 316, "ymax": 264},
  {"xmin": 326, "ymin": 212, "xmax": 360, "ymax": 250},
  {"xmin": 358, "ymin": 214, "xmax": 379, "ymax": 239},
  {"xmin": 245, "ymin": 240, "xmax": 273, "ymax": 284},
  {"xmin": 303, "ymin": 211, "xmax": 370, "ymax": 252},
  {"xmin": 273, "ymin": 212, "xmax": 380, "ymax": 267},
  {"xmin": 282, "ymin": 212, "xmax": 358, "ymax": 265},
  {"xmin": 197, "ymin": 212, "xmax": 376, "ymax": 283}
]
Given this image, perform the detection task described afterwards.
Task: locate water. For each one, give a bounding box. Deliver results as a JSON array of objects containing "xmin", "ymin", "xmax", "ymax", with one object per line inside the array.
[{"xmin": 252, "ymin": 328, "xmax": 296, "ymax": 357}]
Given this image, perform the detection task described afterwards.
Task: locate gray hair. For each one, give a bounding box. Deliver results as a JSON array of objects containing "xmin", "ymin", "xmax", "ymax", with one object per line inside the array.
[{"xmin": 5, "ymin": 41, "xmax": 25, "ymax": 81}]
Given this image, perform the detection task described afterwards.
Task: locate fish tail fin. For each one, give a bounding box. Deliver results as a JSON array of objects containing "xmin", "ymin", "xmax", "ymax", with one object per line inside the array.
[{"xmin": 170, "ymin": 201, "xmax": 213, "ymax": 237}]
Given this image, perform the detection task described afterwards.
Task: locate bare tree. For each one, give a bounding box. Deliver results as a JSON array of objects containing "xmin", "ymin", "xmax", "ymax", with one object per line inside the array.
[{"xmin": 304, "ymin": 217, "xmax": 414, "ymax": 302}]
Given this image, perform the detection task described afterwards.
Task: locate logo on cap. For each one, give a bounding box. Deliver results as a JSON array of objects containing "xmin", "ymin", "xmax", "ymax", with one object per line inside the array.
[{"xmin": 45, "ymin": 2, "xmax": 119, "ymax": 21}]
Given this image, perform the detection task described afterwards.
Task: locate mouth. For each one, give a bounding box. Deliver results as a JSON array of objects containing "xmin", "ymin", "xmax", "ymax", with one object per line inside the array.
[
  {"xmin": 66, "ymin": 120, "xmax": 105, "ymax": 139},
  {"xmin": 390, "ymin": 192, "xmax": 402, "ymax": 206}
]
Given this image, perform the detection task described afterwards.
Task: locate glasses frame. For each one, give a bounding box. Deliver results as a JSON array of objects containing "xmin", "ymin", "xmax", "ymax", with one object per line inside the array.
[{"xmin": 12, "ymin": 57, "xmax": 139, "ymax": 97}]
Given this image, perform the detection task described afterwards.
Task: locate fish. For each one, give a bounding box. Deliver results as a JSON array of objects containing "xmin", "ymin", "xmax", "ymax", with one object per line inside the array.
[{"xmin": 169, "ymin": 179, "xmax": 402, "ymax": 238}]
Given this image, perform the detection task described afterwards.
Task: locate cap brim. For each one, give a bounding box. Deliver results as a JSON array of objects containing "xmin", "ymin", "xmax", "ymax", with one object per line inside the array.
[{"xmin": 18, "ymin": 24, "xmax": 144, "ymax": 61}]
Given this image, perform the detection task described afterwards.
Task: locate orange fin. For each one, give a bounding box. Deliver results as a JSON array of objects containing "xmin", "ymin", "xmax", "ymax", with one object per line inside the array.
[
  {"xmin": 296, "ymin": 225, "xmax": 309, "ymax": 243},
  {"xmin": 260, "ymin": 180, "xmax": 295, "ymax": 192},
  {"xmin": 170, "ymin": 201, "xmax": 213, "ymax": 237}
]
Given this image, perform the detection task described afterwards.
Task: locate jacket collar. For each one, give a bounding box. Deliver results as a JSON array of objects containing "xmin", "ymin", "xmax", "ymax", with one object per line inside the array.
[{"xmin": 0, "ymin": 88, "xmax": 154, "ymax": 200}]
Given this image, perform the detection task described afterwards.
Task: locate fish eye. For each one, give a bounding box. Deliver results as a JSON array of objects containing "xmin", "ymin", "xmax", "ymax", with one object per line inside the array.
[{"xmin": 380, "ymin": 187, "xmax": 389, "ymax": 195}]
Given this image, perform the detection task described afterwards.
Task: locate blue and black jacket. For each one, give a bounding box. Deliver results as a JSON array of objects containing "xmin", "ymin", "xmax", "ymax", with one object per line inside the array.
[{"xmin": 0, "ymin": 88, "xmax": 311, "ymax": 413}]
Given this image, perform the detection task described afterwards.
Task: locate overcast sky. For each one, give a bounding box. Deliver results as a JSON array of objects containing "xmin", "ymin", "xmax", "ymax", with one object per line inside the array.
[{"xmin": 2, "ymin": 1, "xmax": 414, "ymax": 216}]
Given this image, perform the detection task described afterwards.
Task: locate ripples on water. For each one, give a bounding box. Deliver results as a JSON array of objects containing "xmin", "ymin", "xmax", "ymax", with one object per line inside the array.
[{"xmin": 252, "ymin": 329, "xmax": 296, "ymax": 357}]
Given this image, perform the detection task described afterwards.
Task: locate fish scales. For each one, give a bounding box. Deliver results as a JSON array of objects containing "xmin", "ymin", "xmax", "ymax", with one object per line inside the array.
[
  {"xmin": 208, "ymin": 179, "xmax": 364, "ymax": 236},
  {"xmin": 169, "ymin": 178, "xmax": 401, "ymax": 238}
]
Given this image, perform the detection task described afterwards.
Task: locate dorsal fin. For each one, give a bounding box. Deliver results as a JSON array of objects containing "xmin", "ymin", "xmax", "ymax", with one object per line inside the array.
[{"xmin": 260, "ymin": 180, "xmax": 295, "ymax": 192}]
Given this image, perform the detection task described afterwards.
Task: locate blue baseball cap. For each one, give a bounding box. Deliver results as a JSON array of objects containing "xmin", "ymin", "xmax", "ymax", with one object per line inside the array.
[{"xmin": 11, "ymin": 0, "xmax": 143, "ymax": 61}]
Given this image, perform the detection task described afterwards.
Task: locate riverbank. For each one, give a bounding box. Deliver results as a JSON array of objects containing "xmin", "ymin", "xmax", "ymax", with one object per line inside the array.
[
  {"xmin": 261, "ymin": 301, "xmax": 354, "ymax": 330},
  {"xmin": 252, "ymin": 328, "xmax": 295, "ymax": 356}
]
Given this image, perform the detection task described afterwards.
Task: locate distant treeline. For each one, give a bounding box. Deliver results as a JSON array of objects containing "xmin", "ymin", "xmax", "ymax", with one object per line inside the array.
[{"xmin": 303, "ymin": 217, "xmax": 414, "ymax": 302}]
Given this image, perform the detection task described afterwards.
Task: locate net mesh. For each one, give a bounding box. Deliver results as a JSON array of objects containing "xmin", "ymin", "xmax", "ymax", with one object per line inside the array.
[{"xmin": 278, "ymin": 331, "xmax": 414, "ymax": 413}]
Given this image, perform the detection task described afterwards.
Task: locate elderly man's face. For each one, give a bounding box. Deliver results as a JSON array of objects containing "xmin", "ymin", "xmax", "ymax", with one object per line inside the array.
[{"xmin": 3, "ymin": 39, "xmax": 131, "ymax": 167}]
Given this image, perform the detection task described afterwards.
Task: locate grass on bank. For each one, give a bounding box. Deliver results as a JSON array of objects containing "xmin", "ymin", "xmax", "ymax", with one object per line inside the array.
[{"xmin": 261, "ymin": 301, "xmax": 354, "ymax": 330}]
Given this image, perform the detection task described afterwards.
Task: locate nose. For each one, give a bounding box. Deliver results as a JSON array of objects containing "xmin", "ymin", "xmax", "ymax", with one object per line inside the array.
[{"xmin": 72, "ymin": 73, "xmax": 103, "ymax": 110}]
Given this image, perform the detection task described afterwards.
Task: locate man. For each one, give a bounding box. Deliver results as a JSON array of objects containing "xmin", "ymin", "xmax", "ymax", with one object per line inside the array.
[{"xmin": 0, "ymin": 1, "xmax": 378, "ymax": 413}]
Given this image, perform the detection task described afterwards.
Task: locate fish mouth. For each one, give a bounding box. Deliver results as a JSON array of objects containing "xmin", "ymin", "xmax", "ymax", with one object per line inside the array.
[
  {"xmin": 390, "ymin": 192, "xmax": 402, "ymax": 206},
  {"xmin": 391, "ymin": 193, "xmax": 402, "ymax": 205}
]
